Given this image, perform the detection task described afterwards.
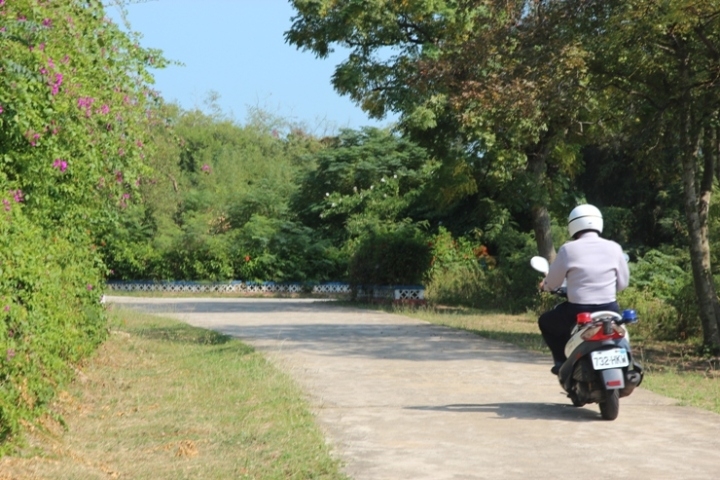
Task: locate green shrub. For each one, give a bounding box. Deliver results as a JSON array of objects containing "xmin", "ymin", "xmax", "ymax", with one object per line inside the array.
[
  {"xmin": 628, "ymin": 249, "xmax": 689, "ymax": 301},
  {"xmin": 423, "ymin": 228, "xmax": 484, "ymax": 309},
  {"xmin": 617, "ymin": 287, "xmax": 679, "ymax": 341},
  {"xmin": 348, "ymin": 226, "xmax": 432, "ymax": 288},
  {"xmin": 425, "ymin": 262, "xmax": 489, "ymax": 308},
  {"xmin": 0, "ymin": 0, "xmax": 162, "ymax": 454},
  {"xmin": 618, "ymin": 249, "xmax": 702, "ymax": 341},
  {"xmin": 231, "ymin": 215, "xmax": 345, "ymax": 283},
  {"xmin": 667, "ymin": 277, "xmax": 703, "ymax": 340},
  {"xmin": 424, "ymin": 227, "xmax": 538, "ymax": 313},
  {"xmin": 0, "ymin": 206, "xmax": 106, "ymax": 452},
  {"xmin": 488, "ymin": 229, "xmax": 543, "ymax": 313}
]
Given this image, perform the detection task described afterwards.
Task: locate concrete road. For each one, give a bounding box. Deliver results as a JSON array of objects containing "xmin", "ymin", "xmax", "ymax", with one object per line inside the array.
[{"xmin": 109, "ymin": 296, "xmax": 720, "ymax": 480}]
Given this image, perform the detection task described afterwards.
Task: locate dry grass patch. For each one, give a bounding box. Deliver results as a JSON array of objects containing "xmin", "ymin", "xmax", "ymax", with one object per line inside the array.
[{"xmin": 0, "ymin": 309, "xmax": 346, "ymax": 480}]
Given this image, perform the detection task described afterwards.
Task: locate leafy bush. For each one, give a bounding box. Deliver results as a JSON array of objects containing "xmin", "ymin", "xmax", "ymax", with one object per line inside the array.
[
  {"xmin": 618, "ymin": 249, "xmax": 701, "ymax": 341},
  {"xmin": 424, "ymin": 228, "xmax": 492, "ymax": 307},
  {"xmin": 0, "ymin": 0, "xmax": 161, "ymax": 453},
  {"xmin": 488, "ymin": 228, "xmax": 543, "ymax": 313},
  {"xmin": 425, "ymin": 226, "xmax": 539, "ymax": 313},
  {"xmin": 0, "ymin": 205, "xmax": 106, "ymax": 452},
  {"xmin": 231, "ymin": 215, "xmax": 344, "ymax": 283},
  {"xmin": 425, "ymin": 262, "xmax": 489, "ymax": 308},
  {"xmin": 628, "ymin": 249, "xmax": 689, "ymax": 301},
  {"xmin": 617, "ymin": 287, "xmax": 679, "ymax": 341},
  {"xmin": 347, "ymin": 226, "xmax": 432, "ymax": 288}
]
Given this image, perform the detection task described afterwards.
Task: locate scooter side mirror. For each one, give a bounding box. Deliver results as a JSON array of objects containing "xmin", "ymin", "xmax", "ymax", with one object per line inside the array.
[{"xmin": 530, "ymin": 256, "xmax": 549, "ymax": 275}]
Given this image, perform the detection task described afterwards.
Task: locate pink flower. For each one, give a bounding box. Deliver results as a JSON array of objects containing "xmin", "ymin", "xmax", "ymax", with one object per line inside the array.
[
  {"xmin": 50, "ymin": 73, "xmax": 63, "ymax": 95},
  {"xmin": 52, "ymin": 159, "xmax": 68, "ymax": 172},
  {"xmin": 86, "ymin": 284, "xmax": 93, "ymax": 291},
  {"xmin": 42, "ymin": 18, "xmax": 52, "ymax": 28},
  {"xmin": 99, "ymin": 104, "xmax": 110, "ymax": 114},
  {"xmin": 201, "ymin": 164, "xmax": 211, "ymax": 173},
  {"xmin": 77, "ymin": 96, "xmax": 95, "ymax": 116},
  {"xmin": 6, "ymin": 349, "xmax": 15, "ymax": 361},
  {"xmin": 2, "ymin": 199, "xmax": 9, "ymax": 212},
  {"xmin": 13, "ymin": 190, "xmax": 24, "ymax": 203},
  {"xmin": 0, "ymin": 105, "xmax": 3, "ymax": 114},
  {"xmin": 115, "ymin": 171, "xmax": 123, "ymax": 183}
]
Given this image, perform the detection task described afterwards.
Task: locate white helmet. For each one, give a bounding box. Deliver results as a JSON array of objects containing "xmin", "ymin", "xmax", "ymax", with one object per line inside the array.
[{"xmin": 568, "ymin": 204, "xmax": 603, "ymax": 238}]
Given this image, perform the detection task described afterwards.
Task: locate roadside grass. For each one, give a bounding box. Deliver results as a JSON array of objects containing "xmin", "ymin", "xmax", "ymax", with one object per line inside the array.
[
  {"xmin": 0, "ymin": 308, "xmax": 347, "ymax": 480},
  {"xmin": 388, "ymin": 304, "xmax": 720, "ymax": 415}
]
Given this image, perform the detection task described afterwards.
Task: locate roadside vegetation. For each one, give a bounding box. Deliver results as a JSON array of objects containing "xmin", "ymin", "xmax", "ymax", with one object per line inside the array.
[
  {"xmin": 3, "ymin": 0, "xmax": 720, "ymax": 460},
  {"xmin": 0, "ymin": 308, "xmax": 347, "ymax": 480}
]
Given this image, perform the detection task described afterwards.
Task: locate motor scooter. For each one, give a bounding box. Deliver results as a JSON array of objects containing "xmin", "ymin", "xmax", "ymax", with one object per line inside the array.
[{"xmin": 531, "ymin": 256, "xmax": 643, "ymax": 420}]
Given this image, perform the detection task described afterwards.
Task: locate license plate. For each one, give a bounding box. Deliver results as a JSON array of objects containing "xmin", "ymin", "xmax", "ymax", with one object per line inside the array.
[{"xmin": 591, "ymin": 348, "xmax": 629, "ymax": 370}]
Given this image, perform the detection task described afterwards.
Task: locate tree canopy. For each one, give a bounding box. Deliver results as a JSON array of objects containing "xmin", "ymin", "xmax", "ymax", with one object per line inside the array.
[{"xmin": 286, "ymin": 0, "xmax": 720, "ymax": 348}]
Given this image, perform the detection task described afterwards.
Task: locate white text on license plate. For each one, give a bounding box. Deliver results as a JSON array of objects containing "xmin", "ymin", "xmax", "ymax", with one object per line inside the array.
[{"xmin": 591, "ymin": 348, "xmax": 629, "ymax": 370}]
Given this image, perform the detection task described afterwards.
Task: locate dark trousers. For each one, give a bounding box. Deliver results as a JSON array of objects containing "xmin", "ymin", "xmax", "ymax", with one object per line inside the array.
[{"xmin": 538, "ymin": 301, "xmax": 620, "ymax": 364}]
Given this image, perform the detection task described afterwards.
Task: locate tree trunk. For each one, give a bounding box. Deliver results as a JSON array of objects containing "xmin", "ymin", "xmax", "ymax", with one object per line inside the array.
[
  {"xmin": 527, "ymin": 147, "xmax": 557, "ymax": 263},
  {"xmin": 531, "ymin": 205, "xmax": 556, "ymax": 263},
  {"xmin": 679, "ymin": 114, "xmax": 720, "ymax": 350}
]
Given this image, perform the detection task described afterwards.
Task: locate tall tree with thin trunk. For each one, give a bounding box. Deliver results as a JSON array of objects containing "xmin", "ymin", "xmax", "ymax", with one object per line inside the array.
[
  {"xmin": 286, "ymin": 1, "xmax": 597, "ymax": 262},
  {"xmin": 564, "ymin": 0, "xmax": 720, "ymax": 349}
]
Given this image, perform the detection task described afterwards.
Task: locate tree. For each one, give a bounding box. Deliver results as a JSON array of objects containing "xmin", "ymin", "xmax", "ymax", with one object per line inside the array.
[
  {"xmin": 102, "ymin": 102, "xmax": 334, "ymax": 282},
  {"xmin": 0, "ymin": 0, "xmax": 165, "ymax": 231},
  {"xmin": 286, "ymin": 1, "xmax": 596, "ymax": 263},
  {"xmin": 563, "ymin": 0, "xmax": 720, "ymax": 350},
  {"xmin": 291, "ymin": 127, "xmax": 434, "ymax": 245}
]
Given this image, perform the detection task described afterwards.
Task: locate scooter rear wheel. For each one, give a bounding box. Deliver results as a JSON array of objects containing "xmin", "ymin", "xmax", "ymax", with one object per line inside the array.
[{"xmin": 599, "ymin": 389, "xmax": 620, "ymax": 420}]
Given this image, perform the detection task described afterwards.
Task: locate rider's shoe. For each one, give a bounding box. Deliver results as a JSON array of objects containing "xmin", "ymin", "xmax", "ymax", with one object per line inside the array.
[{"xmin": 551, "ymin": 362, "xmax": 562, "ymax": 375}]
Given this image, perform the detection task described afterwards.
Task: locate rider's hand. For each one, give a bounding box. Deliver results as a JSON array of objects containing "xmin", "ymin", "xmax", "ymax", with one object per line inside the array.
[{"xmin": 538, "ymin": 279, "xmax": 545, "ymax": 291}]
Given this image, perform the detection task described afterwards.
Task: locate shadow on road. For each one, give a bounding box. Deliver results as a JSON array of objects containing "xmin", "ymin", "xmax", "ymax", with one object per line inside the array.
[
  {"xmin": 406, "ymin": 402, "xmax": 600, "ymax": 421},
  {"xmin": 211, "ymin": 322, "xmax": 548, "ymax": 366},
  {"xmin": 114, "ymin": 298, "xmax": 548, "ymax": 365}
]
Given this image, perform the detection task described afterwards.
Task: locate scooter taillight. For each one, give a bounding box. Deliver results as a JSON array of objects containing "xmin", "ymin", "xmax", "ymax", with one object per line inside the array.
[
  {"xmin": 576, "ymin": 312, "xmax": 592, "ymax": 325},
  {"xmin": 580, "ymin": 322, "xmax": 626, "ymax": 341}
]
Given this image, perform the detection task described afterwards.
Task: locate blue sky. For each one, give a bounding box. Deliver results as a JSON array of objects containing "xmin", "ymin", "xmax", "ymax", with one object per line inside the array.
[{"xmin": 106, "ymin": 0, "xmax": 397, "ymax": 132}]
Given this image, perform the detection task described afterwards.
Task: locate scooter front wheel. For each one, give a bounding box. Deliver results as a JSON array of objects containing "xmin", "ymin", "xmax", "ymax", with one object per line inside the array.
[{"xmin": 599, "ymin": 389, "xmax": 620, "ymax": 420}]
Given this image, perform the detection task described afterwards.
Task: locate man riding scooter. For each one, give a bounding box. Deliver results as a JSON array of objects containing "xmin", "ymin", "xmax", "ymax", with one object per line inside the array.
[{"xmin": 538, "ymin": 204, "xmax": 630, "ymax": 375}]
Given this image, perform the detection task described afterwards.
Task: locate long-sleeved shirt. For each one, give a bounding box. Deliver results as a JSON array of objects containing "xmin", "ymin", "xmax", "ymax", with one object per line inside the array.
[{"xmin": 543, "ymin": 231, "xmax": 629, "ymax": 305}]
